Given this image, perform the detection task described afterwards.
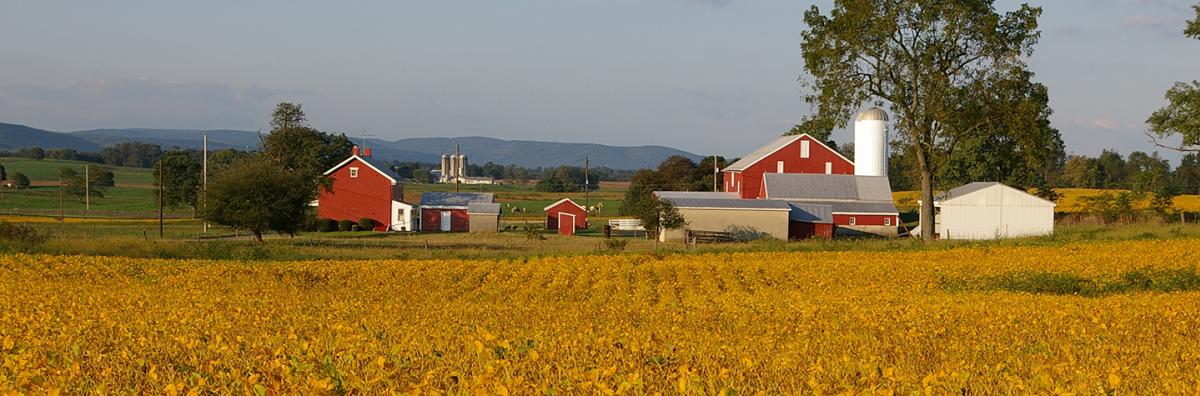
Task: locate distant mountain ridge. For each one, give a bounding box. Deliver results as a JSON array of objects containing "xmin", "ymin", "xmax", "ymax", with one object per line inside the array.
[{"xmin": 0, "ymin": 123, "xmax": 699, "ymax": 169}]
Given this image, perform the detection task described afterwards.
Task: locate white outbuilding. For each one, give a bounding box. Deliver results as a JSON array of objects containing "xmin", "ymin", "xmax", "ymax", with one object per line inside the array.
[{"xmin": 927, "ymin": 182, "xmax": 1056, "ymax": 240}]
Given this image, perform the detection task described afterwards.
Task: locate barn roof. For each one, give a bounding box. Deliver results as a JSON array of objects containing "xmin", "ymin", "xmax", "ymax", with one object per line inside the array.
[
  {"xmin": 323, "ymin": 155, "xmax": 404, "ymax": 183},
  {"xmin": 467, "ymin": 203, "xmax": 501, "ymax": 215},
  {"xmin": 762, "ymin": 173, "xmax": 898, "ymax": 215},
  {"xmin": 659, "ymin": 197, "xmax": 791, "ymax": 211},
  {"xmin": 420, "ymin": 192, "xmax": 494, "ymax": 209},
  {"xmin": 787, "ymin": 203, "xmax": 834, "ymax": 223},
  {"xmin": 653, "ymin": 191, "xmax": 740, "ymax": 200},
  {"xmin": 543, "ymin": 198, "xmax": 585, "ymax": 212},
  {"xmin": 722, "ymin": 133, "xmax": 853, "ymax": 172},
  {"xmin": 935, "ymin": 182, "xmax": 1056, "ymax": 206}
]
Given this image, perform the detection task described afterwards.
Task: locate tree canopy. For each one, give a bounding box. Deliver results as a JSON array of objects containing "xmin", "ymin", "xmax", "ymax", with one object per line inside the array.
[
  {"xmin": 1145, "ymin": 3, "xmax": 1200, "ymax": 152},
  {"xmin": 799, "ymin": 0, "xmax": 1045, "ymax": 239},
  {"xmin": 200, "ymin": 156, "xmax": 311, "ymax": 243},
  {"xmin": 260, "ymin": 102, "xmax": 353, "ymax": 192}
]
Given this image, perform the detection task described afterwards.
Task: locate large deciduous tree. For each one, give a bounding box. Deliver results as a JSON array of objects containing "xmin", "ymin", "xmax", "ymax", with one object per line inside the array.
[
  {"xmin": 799, "ymin": 0, "xmax": 1044, "ymax": 239},
  {"xmin": 200, "ymin": 156, "xmax": 311, "ymax": 243},
  {"xmin": 1146, "ymin": 4, "xmax": 1200, "ymax": 152},
  {"xmin": 260, "ymin": 102, "xmax": 354, "ymax": 192},
  {"xmin": 155, "ymin": 149, "xmax": 203, "ymax": 212}
]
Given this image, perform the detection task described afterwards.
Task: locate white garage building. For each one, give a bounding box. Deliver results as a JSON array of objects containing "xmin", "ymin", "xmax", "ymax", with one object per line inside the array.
[{"xmin": 928, "ymin": 182, "xmax": 1056, "ymax": 240}]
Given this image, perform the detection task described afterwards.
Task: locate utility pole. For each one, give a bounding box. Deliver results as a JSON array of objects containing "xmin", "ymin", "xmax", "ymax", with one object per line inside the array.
[
  {"xmin": 158, "ymin": 160, "xmax": 164, "ymax": 238},
  {"xmin": 58, "ymin": 176, "xmax": 64, "ymax": 222},
  {"xmin": 584, "ymin": 156, "xmax": 590, "ymax": 210},
  {"xmin": 85, "ymin": 164, "xmax": 90, "ymax": 210},
  {"xmin": 454, "ymin": 144, "xmax": 461, "ymax": 193},
  {"xmin": 202, "ymin": 132, "xmax": 208, "ymax": 233}
]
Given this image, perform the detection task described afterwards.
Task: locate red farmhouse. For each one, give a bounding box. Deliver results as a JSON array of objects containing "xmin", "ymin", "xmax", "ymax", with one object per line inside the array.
[
  {"xmin": 722, "ymin": 134, "xmax": 854, "ymax": 199},
  {"xmin": 318, "ymin": 146, "xmax": 415, "ymax": 231},
  {"xmin": 544, "ymin": 198, "xmax": 588, "ymax": 232},
  {"xmin": 419, "ymin": 192, "xmax": 494, "ymax": 232}
]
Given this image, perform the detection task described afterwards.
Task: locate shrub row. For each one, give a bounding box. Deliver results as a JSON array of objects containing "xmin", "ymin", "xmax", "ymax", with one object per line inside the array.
[{"xmin": 312, "ymin": 218, "xmax": 377, "ymax": 232}]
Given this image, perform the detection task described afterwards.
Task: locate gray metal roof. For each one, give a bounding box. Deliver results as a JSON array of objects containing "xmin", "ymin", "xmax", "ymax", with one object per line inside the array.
[
  {"xmin": 787, "ymin": 202, "xmax": 834, "ymax": 223},
  {"xmin": 856, "ymin": 107, "xmax": 889, "ymax": 122},
  {"xmin": 723, "ymin": 135, "xmax": 801, "ymax": 172},
  {"xmin": 763, "ymin": 173, "xmax": 893, "ymax": 201},
  {"xmin": 420, "ymin": 192, "xmax": 494, "ymax": 208},
  {"xmin": 358, "ymin": 156, "xmax": 405, "ymax": 181},
  {"xmin": 662, "ymin": 197, "xmax": 791, "ymax": 211},
  {"xmin": 785, "ymin": 199, "xmax": 898, "ymax": 215},
  {"xmin": 653, "ymin": 191, "xmax": 740, "ymax": 199},
  {"xmin": 467, "ymin": 202, "xmax": 501, "ymax": 214},
  {"xmin": 934, "ymin": 182, "xmax": 1004, "ymax": 201}
]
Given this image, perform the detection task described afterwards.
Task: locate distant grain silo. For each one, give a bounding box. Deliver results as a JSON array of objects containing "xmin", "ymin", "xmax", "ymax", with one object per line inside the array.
[{"xmin": 459, "ymin": 154, "xmax": 468, "ymax": 177}]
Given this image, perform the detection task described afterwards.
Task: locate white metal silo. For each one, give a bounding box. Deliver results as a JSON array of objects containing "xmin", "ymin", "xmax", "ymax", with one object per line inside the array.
[
  {"xmin": 853, "ymin": 107, "xmax": 889, "ymax": 177},
  {"xmin": 459, "ymin": 154, "xmax": 468, "ymax": 177}
]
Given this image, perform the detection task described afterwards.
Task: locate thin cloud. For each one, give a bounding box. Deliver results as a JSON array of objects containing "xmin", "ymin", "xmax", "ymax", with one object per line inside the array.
[
  {"xmin": 1077, "ymin": 118, "xmax": 1122, "ymax": 130},
  {"xmin": 0, "ymin": 79, "xmax": 304, "ymax": 131}
]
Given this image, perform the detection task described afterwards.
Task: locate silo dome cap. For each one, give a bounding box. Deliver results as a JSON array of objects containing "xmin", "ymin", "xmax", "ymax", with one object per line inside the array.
[{"xmin": 856, "ymin": 107, "xmax": 889, "ymax": 122}]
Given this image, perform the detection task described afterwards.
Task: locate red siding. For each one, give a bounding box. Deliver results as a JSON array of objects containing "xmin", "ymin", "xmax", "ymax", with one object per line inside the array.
[
  {"xmin": 545, "ymin": 200, "xmax": 588, "ymax": 230},
  {"xmin": 317, "ymin": 158, "xmax": 393, "ymax": 231},
  {"xmin": 724, "ymin": 135, "xmax": 853, "ymax": 199},
  {"xmin": 789, "ymin": 221, "xmax": 834, "ymax": 240},
  {"xmin": 421, "ymin": 208, "xmax": 470, "ymax": 232},
  {"xmin": 832, "ymin": 214, "xmax": 897, "ymax": 227}
]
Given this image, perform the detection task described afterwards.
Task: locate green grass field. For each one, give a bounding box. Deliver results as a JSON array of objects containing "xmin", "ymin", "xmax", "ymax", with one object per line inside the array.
[{"xmin": 0, "ymin": 156, "xmax": 155, "ymax": 186}]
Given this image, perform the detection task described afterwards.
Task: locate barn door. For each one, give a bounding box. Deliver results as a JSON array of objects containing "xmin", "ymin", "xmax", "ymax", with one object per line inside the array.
[
  {"xmin": 558, "ymin": 213, "xmax": 575, "ymax": 236},
  {"xmin": 440, "ymin": 211, "xmax": 451, "ymax": 231}
]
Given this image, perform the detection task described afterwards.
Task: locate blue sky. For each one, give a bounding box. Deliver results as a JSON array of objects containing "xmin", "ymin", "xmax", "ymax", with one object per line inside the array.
[{"xmin": 1, "ymin": 1, "xmax": 1197, "ymax": 163}]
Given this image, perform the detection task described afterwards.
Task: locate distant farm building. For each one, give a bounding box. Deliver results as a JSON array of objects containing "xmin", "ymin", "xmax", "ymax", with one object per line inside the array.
[
  {"xmin": 419, "ymin": 192, "xmax": 495, "ymax": 232},
  {"xmin": 722, "ymin": 133, "xmax": 854, "ymax": 199},
  {"xmin": 544, "ymin": 198, "xmax": 588, "ymax": 234},
  {"xmin": 922, "ymin": 182, "xmax": 1056, "ymax": 240},
  {"xmin": 317, "ymin": 146, "xmax": 416, "ymax": 231},
  {"xmin": 761, "ymin": 173, "xmax": 900, "ymax": 237},
  {"xmin": 654, "ymin": 192, "xmax": 792, "ymax": 242},
  {"xmin": 439, "ymin": 152, "xmax": 494, "ymax": 185}
]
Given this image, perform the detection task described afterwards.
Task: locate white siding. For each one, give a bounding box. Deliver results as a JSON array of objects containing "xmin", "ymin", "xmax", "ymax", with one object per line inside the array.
[{"xmin": 935, "ymin": 184, "xmax": 1055, "ymax": 240}]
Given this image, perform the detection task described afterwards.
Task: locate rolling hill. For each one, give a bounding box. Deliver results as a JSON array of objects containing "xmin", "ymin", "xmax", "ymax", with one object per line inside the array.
[
  {"xmin": 1, "ymin": 123, "xmax": 701, "ymax": 169},
  {"xmin": 0, "ymin": 123, "xmax": 100, "ymax": 152}
]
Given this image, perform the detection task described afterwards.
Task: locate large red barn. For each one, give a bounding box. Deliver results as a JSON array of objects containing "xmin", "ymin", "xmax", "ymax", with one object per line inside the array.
[
  {"xmin": 318, "ymin": 147, "xmax": 415, "ymax": 231},
  {"xmin": 544, "ymin": 198, "xmax": 588, "ymax": 232},
  {"xmin": 722, "ymin": 134, "xmax": 854, "ymax": 199}
]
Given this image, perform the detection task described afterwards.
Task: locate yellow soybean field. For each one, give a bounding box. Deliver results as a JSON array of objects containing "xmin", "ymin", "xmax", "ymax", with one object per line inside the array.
[{"xmin": 3, "ymin": 241, "xmax": 1200, "ymax": 394}]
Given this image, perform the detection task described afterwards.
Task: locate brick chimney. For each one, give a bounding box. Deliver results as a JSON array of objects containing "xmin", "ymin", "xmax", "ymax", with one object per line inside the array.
[
  {"xmin": 352, "ymin": 145, "xmax": 360, "ymax": 156},
  {"xmin": 363, "ymin": 147, "xmax": 372, "ymax": 157}
]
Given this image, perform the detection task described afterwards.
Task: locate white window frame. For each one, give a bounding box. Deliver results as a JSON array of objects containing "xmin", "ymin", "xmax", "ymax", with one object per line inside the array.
[
  {"xmin": 884, "ymin": 217, "xmax": 891, "ymax": 226},
  {"xmin": 777, "ymin": 161, "xmax": 785, "ymax": 173},
  {"xmin": 800, "ymin": 140, "xmax": 811, "ymax": 158},
  {"xmin": 349, "ymin": 167, "xmax": 359, "ymax": 178},
  {"xmin": 824, "ymin": 162, "xmax": 832, "ymax": 174},
  {"xmin": 849, "ymin": 217, "xmax": 857, "ymax": 226}
]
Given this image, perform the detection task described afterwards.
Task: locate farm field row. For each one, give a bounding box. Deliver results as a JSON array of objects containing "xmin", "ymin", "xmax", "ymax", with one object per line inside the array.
[{"xmin": 2, "ymin": 239, "xmax": 1199, "ymax": 393}]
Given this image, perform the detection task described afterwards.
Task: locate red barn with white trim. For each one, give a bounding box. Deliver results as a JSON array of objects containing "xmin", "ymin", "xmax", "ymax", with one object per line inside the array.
[
  {"xmin": 544, "ymin": 198, "xmax": 588, "ymax": 231},
  {"xmin": 317, "ymin": 146, "xmax": 415, "ymax": 231},
  {"xmin": 722, "ymin": 134, "xmax": 854, "ymax": 199}
]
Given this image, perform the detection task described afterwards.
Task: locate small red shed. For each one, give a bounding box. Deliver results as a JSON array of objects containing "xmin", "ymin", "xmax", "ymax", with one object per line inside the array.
[
  {"xmin": 419, "ymin": 192, "xmax": 494, "ymax": 232},
  {"xmin": 722, "ymin": 133, "xmax": 854, "ymax": 199},
  {"xmin": 544, "ymin": 198, "xmax": 588, "ymax": 232}
]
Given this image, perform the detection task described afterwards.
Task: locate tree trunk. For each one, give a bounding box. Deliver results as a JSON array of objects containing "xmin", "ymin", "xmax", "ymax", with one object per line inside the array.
[
  {"xmin": 252, "ymin": 229, "xmax": 264, "ymax": 243},
  {"xmin": 918, "ymin": 169, "xmax": 936, "ymax": 241}
]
